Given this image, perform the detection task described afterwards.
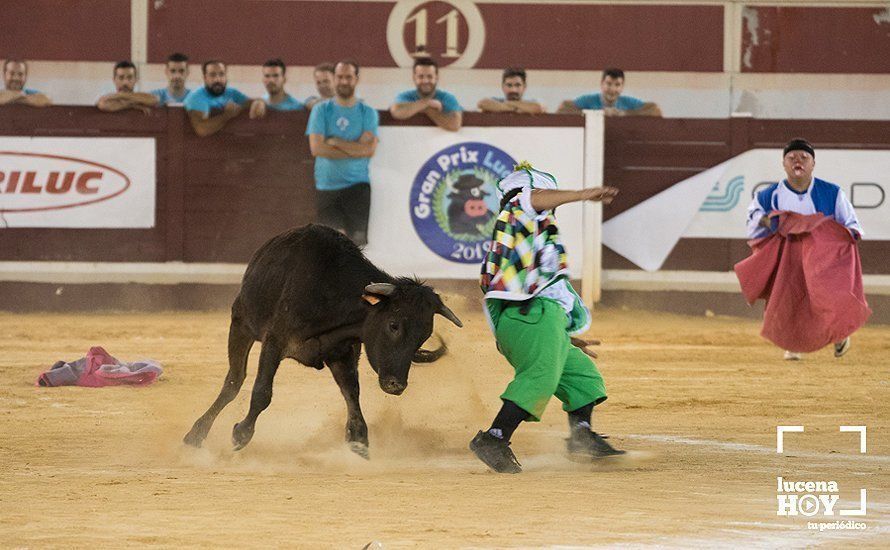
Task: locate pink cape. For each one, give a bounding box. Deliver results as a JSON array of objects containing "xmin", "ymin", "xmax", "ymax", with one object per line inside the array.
[
  {"xmin": 36, "ymin": 346, "xmax": 162, "ymax": 388},
  {"xmin": 734, "ymin": 212, "xmax": 871, "ymax": 353}
]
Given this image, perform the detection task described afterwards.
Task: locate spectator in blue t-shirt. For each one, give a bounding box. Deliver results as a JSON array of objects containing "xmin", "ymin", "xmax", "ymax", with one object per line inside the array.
[
  {"xmin": 150, "ymin": 52, "xmax": 191, "ymax": 106},
  {"xmin": 390, "ymin": 57, "xmax": 462, "ymax": 132},
  {"xmin": 306, "ymin": 60, "xmax": 379, "ymax": 246},
  {"xmin": 478, "ymin": 67, "xmax": 544, "ymax": 114},
  {"xmin": 558, "ymin": 68, "xmax": 661, "ymax": 117},
  {"xmin": 183, "ymin": 60, "xmax": 261, "ymax": 137},
  {"xmin": 97, "ymin": 61, "xmax": 160, "ymax": 114},
  {"xmin": 257, "ymin": 58, "xmax": 304, "ymax": 112},
  {"xmin": 305, "ymin": 62, "xmax": 335, "ymax": 111},
  {"xmin": 1, "ymin": 59, "xmax": 51, "ymax": 107}
]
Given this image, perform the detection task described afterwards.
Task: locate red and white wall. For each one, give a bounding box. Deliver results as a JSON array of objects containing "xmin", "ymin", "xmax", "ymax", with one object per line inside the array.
[{"xmin": 2, "ymin": 0, "xmax": 889, "ymax": 119}]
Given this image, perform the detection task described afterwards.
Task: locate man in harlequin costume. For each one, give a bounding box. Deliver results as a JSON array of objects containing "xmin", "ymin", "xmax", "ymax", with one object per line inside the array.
[{"xmin": 470, "ymin": 161, "xmax": 624, "ymax": 474}]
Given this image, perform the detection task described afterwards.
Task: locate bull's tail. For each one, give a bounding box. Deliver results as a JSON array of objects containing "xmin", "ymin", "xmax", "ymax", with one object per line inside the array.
[{"xmin": 413, "ymin": 333, "xmax": 447, "ymax": 363}]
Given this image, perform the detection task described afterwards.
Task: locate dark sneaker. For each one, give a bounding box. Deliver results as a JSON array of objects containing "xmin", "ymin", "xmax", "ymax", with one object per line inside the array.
[
  {"xmin": 469, "ymin": 430, "xmax": 522, "ymax": 473},
  {"xmin": 834, "ymin": 337, "xmax": 851, "ymax": 358},
  {"xmin": 567, "ymin": 426, "xmax": 626, "ymax": 459}
]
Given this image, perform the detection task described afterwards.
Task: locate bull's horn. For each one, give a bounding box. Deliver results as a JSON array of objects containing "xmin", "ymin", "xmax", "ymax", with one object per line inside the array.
[
  {"xmin": 437, "ymin": 304, "xmax": 463, "ymax": 328},
  {"xmin": 364, "ymin": 282, "xmax": 396, "ymax": 296}
]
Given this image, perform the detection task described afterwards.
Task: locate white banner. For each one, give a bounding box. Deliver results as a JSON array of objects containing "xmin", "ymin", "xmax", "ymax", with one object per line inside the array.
[
  {"xmin": 604, "ymin": 149, "xmax": 890, "ymax": 271},
  {"xmin": 365, "ymin": 126, "xmax": 586, "ymax": 278},
  {"xmin": 0, "ymin": 137, "xmax": 156, "ymax": 228}
]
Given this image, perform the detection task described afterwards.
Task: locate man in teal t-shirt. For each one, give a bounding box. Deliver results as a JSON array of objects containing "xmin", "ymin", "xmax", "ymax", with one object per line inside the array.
[
  {"xmin": 258, "ymin": 58, "xmax": 304, "ymax": 112},
  {"xmin": 150, "ymin": 52, "xmax": 192, "ymax": 106},
  {"xmin": 305, "ymin": 60, "xmax": 379, "ymax": 246},
  {"xmin": 183, "ymin": 60, "xmax": 259, "ymax": 137},
  {"xmin": 389, "ymin": 57, "xmax": 462, "ymax": 132},
  {"xmin": 558, "ymin": 68, "xmax": 661, "ymax": 117}
]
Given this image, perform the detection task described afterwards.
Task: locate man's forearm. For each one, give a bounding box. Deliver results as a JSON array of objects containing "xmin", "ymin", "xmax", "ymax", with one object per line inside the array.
[
  {"xmin": 626, "ymin": 102, "xmax": 662, "ymax": 117},
  {"xmin": 189, "ymin": 113, "xmax": 232, "ymax": 137},
  {"xmin": 509, "ymin": 101, "xmax": 544, "ymax": 114},
  {"xmin": 329, "ymin": 139, "xmax": 375, "ymax": 158},
  {"xmin": 425, "ymin": 110, "xmax": 461, "ymax": 131},
  {"xmin": 0, "ymin": 90, "xmax": 23, "ymax": 105},
  {"xmin": 530, "ymin": 189, "xmax": 590, "ymax": 211},
  {"xmin": 478, "ymin": 98, "xmax": 514, "ymax": 113},
  {"xmin": 557, "ymin": 100, "xmax": 581, "ymax": 114},
  {"xmin": 313, "ymin": 142, "xmax": 352, "ymax": 159},
  {"xmin": 390, "ymin": 102, "xmax": 427, "ymax": 120}
]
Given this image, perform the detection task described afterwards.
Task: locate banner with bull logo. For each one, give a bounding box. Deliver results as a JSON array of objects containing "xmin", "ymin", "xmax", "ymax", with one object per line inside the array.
[
  {"xmin": 367, "ymin": 127, "xmax": 586, "ymax": 278},
  {"xmin": 0, "ymin": 137, "xmax": 156, "ymax": 228},
  {"xmin": 603, "ymin": 149, "xmax": 890, "ymax": 271}
]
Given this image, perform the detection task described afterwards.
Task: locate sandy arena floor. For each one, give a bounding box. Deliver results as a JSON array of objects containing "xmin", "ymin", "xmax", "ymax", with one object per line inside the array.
[{"xmin": 1, "ymin": 298, "xmax": 888, "ymax": 548}]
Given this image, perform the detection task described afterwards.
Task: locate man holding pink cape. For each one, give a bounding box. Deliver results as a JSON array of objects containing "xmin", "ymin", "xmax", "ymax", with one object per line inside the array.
[{"xmin": 735, "ymin": 138, "xmax": 870, "ymax": 360}]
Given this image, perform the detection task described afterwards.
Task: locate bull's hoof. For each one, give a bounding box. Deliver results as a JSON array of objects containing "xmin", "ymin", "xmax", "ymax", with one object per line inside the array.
[
  {"xmin": 182, "ymin": 428, "xmax": 205, "ymax": 448},
  {"xmin": 349, "ymin": 441, "xmax": 370, "ymax": 460},
  {"xmin": 232, "ymin": 422, "xmax": 255, "ymax": 451}
]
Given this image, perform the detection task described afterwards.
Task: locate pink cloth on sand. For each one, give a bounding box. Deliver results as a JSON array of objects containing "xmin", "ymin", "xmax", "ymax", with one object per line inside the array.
[
  {"xmin": 36, "ymin": 346, "xmax": 162, "ymax": 387},
  {"xmin": 734, "ymin": 212, "xmax": 871, "ymax": 353}
]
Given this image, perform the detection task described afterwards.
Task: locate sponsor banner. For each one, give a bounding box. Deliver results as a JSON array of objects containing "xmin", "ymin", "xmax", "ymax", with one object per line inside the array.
[
  {"xmin": 366, "ymin": 126, "xmax": 585, "ymax": 278},
  {"xmin": 604, "ymin": 149, "xmax": 890, "ymax": 271},
  {"xmin": 0, "ymin": 137, "xmax": 156, "ymax": 228}
]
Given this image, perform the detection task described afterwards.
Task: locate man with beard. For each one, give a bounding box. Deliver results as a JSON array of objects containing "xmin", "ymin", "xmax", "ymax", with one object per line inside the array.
[
  {"xmin": 256, "ymin": 58, "xmax": 304, "ymax": 111},
  {"xmin": 96, "ymin": 61, "xmax": 159, "ymax": 113},
  {"xmin": 304, "ymin": 62, "xmax": 335, "ymax": 110},
  {"xmin": 389, "ymin": 57, "xmax": 462, "ymax": 132},
  {"xmin": 478, "ymin": 68, "xmax": 544, "ymax": 114},
  {"xmin": 184, "ymin": 60, "xmax": 260, "ymax": 137},
  {"xmin": 1, "ymin": 59, "xmax": 51, "ymax": 107},
  {"xmin": 558, "ymin": 68, "xmax": 661, "ymax": 117},
  {"xmin": 305, "ymin": 60, "xmax": 379, "ymax": 246},
  {"xmin": 150, "ymin": 52, "xmax": 192, "ymax": 106}
]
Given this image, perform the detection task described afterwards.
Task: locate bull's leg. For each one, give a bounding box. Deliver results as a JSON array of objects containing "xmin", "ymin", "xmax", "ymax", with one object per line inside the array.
[
  {"xmin": 183, "ymin": 316, "xmax": 254, "ymax": 447},
  {"xmin": 327, "ymin": 342, "xmax": 369, "ymax": 459},
  {"xmin": 232, "ymin": 336, "xmax": 283, "ymax": 450}
]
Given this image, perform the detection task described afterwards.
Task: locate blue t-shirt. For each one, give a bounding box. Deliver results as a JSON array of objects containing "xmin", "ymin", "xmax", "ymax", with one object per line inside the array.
[
  {"xmin": 574, "ymin": 93, "xmax": 645, "ymax": 111},
  {"xmin": 263, "ymin": 93, "xmax": 304, "ymax": 111},
  {"xmin": 151, "ymin": 87, "xmax": 192, "ymax": 105},
  {"xmin": 183, "ymin": 86, "xmax": 249, "ymax": 116},
  {"xmin": 305, "ymin": 99, "xmax": 379, "ymax": 190},
  {"xmin": 394, "ymin": 89, "xmax": 462, "ymax": 113},
  {"xmin": 24, "ymin": 88, "xmax": 39, "ymax": 95}
]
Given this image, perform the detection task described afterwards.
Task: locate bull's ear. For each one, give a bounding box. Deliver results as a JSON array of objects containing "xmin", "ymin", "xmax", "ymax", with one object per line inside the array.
[{"xmin": 362, "ymin": 294, "xmax": 382, "ymax": 306}]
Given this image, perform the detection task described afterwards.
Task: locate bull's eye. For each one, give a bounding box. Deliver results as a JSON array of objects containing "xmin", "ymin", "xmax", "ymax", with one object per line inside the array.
[
  {"xmin": 388, "ymin": 321, "xmax": 400, "ymax": 334},
  {"xmin": 470, "ymin": 188, "xmax": 480, "ymax": 197}
]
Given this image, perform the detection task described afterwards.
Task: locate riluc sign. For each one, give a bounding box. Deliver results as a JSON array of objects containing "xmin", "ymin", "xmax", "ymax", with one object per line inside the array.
[
  {"xmin": 0, "ymin": 138, "xmax": 155, "ymax": 228},
  {"xmin": 0, "ymin": 152, "xmax": 130, "ymax": 212},
  {"xmin": 410, "ymin": 141, "xmax": 516, "ymax": 264}
]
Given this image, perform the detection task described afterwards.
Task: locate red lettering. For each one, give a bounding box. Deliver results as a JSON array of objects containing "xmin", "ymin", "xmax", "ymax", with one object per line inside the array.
[
  {"xmin": 76, "ymin": 171, "xmax": 102, "ymax": 194},
  {"xmin": 0, "ymin": 172, "xmax": 4, "ymax": 191},
  {"xmin": 46, "ymin": 172, "xmax": 75, "ymax": 194},
  {"xmin": 21, "ymin": 172, "xmax": 41, "ymax": 193},
  {"xmin": 5, "ymin": 172, "xmax": 20, "ymax": 193}
]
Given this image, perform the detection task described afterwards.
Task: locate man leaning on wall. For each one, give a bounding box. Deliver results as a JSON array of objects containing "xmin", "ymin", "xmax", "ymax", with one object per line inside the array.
[
  {"xmin": 183, "ymin": 60, "xmax": 264, "ymax": 137},
  {"xmin": 558, "ymin": 68, "xmax": 661, "ymax": 117},
  {"xmin": 0, "ymin": 59, "xmax": 51, "ymax": 107},
  {"xmin": 96, "ymin": 61, "xmax": 159, "ymax": 113},
  {"xmin": 478, "ymin": 67, "xmax": 544, "ymax": 114},
  {"xmin": 390, "ymin": 57, "xmax": 462, "ymax": 132},
  {"xmin": 150, "ymin": 52, "xmax": 192, "ymax": 106}
]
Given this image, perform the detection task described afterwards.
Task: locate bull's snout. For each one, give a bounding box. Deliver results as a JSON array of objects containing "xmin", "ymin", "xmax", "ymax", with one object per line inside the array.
[{"xmin": 380, "ymin": 377, "xmax": 406, "ymax": 395}]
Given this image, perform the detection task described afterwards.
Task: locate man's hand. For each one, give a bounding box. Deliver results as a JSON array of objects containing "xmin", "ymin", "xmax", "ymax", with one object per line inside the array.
[
  {"xmin": 425, "ymin": 99, "xmax": 443, "ymax": 112},
  {"xmin": 248, "ymin": 99, "xmax": 267, "ymax": 120},
  {"xmin": 603, "ymin": 107, "xmax": 625, "ymax": 117},
  {"xmin": 759, "ymin": 215, "xmax": 772, "ymax": 229},
  {"xmin": 570, "ymin": 337, "xmax": 601, "ymax": 359},
  {"xmin": 223, "ymin": 101, "xmax": 243, "ymax": 120},
  {"xmin": 584, "ymin": 186, "xmax": 619, "ymax": 204}
]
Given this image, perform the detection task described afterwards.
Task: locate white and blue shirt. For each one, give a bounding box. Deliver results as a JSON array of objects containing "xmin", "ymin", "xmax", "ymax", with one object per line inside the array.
[
  {"xmin": 394, "ymin": 89, "xmax": 462, "ymax": 113},
  {"xmin": 746, "ymin": 178, "xmax": 863, "ymax": 239},
  {"xmin": 574, "ymin": 93, "xmax": 645, "ymax": 111},
  {"xmin": 305, "ymin": 99, "xmax": 379, "ymax": 191},
  {"xmin": 151, "ymin": 87, "xmax": 192, "ymax": 106},
  {"xmin": 183, "ymin": 86, "xmax": 249, "ymax": 117}
]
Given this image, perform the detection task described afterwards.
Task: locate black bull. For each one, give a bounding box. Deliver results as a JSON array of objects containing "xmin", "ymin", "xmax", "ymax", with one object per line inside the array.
[{"xmin": 183, "ymin": 225, "xmax": 462, "ymax": 458}]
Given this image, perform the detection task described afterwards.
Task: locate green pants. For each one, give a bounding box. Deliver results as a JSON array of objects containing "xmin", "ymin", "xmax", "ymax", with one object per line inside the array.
[{"xmin": 494, "ymin": 297, "xmax": 607, "ymax": 421}]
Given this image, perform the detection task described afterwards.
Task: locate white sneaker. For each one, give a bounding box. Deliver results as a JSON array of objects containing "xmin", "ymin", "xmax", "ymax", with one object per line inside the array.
[
  {"xmin": 834, "ymin": 337, "xmax": 851, "ymax": 358},
  {"xmin": 783, "ymin": 350, "xmax": 803, "ymax": 361}
]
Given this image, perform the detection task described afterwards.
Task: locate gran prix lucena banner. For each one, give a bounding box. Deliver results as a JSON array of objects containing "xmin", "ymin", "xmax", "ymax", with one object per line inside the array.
[
  {"xmin": 0, "ymin": 137, "xmax": 155, "ymax": 228},
  {"xmin": 603, "ymin": 149, "xmax": 890, "ymax": 271},
  {"xmin": 366, "ymin": 126, "xmax": 585, "ymax": 278}
]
